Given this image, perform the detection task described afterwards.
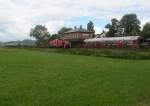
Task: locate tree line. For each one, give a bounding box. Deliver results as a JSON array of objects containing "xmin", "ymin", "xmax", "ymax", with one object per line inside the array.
[
  {"xmin": 105, "ymin": 14, "xmax": 150, "ymax": 38},
  {"xmin": 30, "ymin": 13, "xmax": 150, "ymax": 46}
]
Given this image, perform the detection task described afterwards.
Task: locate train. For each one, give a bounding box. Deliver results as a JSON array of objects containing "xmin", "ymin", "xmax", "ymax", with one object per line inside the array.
[{"xmin": 49, "ymin": 36, "xmax": 145, "ymax": 49}]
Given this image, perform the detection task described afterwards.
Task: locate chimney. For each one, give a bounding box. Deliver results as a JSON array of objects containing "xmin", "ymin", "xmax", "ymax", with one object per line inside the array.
[
  {"xmin": 80, "ymin": 25, "xmax": 83, "ymax": 29},
  {"xmin": 74, "ymin": 26, "xmax": 77, "ymax": 29}
]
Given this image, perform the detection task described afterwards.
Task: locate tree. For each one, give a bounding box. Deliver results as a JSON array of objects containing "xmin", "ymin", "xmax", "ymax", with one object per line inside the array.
[
  {"xmin": 105, "ymin": 18, "xmax": 120, "ymax": 37},
  {"xmin": 142, "ymin": 22, "xmax": 150, "ymax": 38},
  {"xmin": 30, "ymin": 25, "xmax": 50, "ymax": 46},
  {"xmin": 48, "ymin": 27, "xmax": 72, "ymax": 41},
  {"xmin": 120, "ymin": 14, "xmax": 141, "ymax": 36},
  {"xmin": 87, "ymin": 21, "xmax": 95, "ymax": 33},
  {"xmin": 58, "ymin": 27, "xmax": 72, "ymax": 36},
  {"xmin": 17, "ymin": 41, "xmax": 22, "ymax": 48},
  {"xmin": 49, "ymin": 34, "xmax": 61, "ymax": 41}
]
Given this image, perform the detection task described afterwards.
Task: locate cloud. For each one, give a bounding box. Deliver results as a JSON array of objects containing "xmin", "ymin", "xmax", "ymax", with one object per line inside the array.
[
  {"xmin": 46, "ymin": 21, "xmax": 65, "ymax": 34},
  {"xmin": 95, "ymin": 26, "xmax": 103, "ymax": 34},
  {"xmin": 0, "ymin": 0, "xmax": 149, "ymax": 41}
]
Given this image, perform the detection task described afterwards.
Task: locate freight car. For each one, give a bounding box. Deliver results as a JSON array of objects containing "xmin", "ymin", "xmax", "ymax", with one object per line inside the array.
[{"xmin": 84, "ymin": 36, "xmax": 143, "ymax": 48}]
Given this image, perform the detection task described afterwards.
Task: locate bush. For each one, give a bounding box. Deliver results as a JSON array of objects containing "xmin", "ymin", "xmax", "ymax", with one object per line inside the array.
[
  {"xmin": 8, "ymin": 47, "xmax": 150, "ymax": 60},
  {"xmin": 47, "ymin": 48, "xmax": 150, "ymax": 60}
]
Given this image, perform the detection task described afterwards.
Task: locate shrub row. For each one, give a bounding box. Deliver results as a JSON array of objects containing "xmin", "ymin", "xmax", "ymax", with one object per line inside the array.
[
  {"xmin": 49, "ymin": 48, "xmax": 150, "ymax": 60},
  {"xmin": 5, "ymin": 47, "xmax": 150, "ymax": 60}
]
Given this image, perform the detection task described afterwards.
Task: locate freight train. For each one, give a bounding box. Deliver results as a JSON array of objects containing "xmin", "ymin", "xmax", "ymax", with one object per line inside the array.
[{"xmin": 49, "ymin": 36, "xmax": 144, "ymax": 48}]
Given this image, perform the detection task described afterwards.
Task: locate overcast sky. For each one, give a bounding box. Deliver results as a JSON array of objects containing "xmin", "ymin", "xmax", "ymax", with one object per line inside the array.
[{"xmin": 0, "ymin": 0, "xmax": 150, "ymax": 41}]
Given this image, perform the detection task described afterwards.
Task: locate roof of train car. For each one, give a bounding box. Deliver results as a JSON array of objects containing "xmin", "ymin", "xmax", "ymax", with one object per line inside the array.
[{"xmin": 84, "ymin": 36, "xmax": 141, "ymax": 42}]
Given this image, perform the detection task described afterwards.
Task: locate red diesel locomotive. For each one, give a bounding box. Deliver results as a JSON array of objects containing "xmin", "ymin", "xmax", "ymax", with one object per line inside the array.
[{"xmin": 49, "ymin": 39, "xmax": 71, "ymax": 48}]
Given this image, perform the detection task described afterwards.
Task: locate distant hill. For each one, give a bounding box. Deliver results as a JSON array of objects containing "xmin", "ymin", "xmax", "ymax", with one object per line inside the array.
[
  {"xmin": 0, "ymin": 39, "xmax": 36, "ymax": 47},
  {"xmin": 21, "ymin": 39, "xmax": 36, "ymax": 46}
]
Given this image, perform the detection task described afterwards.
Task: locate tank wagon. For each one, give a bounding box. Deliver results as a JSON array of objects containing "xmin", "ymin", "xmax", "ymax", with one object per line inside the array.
[{"xmin": 84, "ymin": 36, "xmax": 143, "ymax": 48}]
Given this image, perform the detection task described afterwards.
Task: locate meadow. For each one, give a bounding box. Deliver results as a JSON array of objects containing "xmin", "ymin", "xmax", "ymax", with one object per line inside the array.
[{"xmin": 0, "ymin": 48, "xmax": 150, "ymax": 106}]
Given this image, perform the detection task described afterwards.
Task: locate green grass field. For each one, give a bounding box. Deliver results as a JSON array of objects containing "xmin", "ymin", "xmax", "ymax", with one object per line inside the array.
[{"xmin": 0, "ymin": 49, "xmax": 150, "ymax": 106}]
